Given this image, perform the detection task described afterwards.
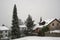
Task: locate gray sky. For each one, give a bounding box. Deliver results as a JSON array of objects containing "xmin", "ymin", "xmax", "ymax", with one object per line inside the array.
[{"xmin": 0, "ymin": 0, "xmax": 60, "ymax": 26}]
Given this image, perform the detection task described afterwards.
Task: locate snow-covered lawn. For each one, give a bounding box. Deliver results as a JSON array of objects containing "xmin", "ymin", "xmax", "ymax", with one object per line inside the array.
[{"xmin": 13, "ymin": 36, "xmax": 60, "ymax": 40}]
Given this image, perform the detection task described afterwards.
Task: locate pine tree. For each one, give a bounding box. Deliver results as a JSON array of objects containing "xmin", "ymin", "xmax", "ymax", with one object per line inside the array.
[
  {"xmin": 11, "ymin": 4, "xmax": 20, "ymax": 39},
  {"xmin": 26, "ymin": 15, "xmax": 35, "ymax": 30}
]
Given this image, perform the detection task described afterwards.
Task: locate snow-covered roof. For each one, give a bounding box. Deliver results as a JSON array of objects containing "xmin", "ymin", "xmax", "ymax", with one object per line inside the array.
[
  {"xmin": 34, "ymin": 21, "xmax": 38, "ymax": 24},
  {"xmin": 44, "ymin": 18, "xmax": 55, "ymax": 26},
  {"xmin": 19, "ymin": 25, "xmax": 26, "ymax": 27},
  {"xmin": 50, "ymin": 30, "xmax": 60, "ymax": 33},
  {"xmin": 33, "ymin": 18, "xmax": 59, "ymax": 30},
  {"xmin": 0, "ymin": 26, "xmax": 9, "ymax": 30},
  {"xmin": 44, "ymin": 18, "xmax": 60, "ymax": 26},
  {"xmin": 33, "ymin": 24, "xmax": 44, "ymax": 30}
]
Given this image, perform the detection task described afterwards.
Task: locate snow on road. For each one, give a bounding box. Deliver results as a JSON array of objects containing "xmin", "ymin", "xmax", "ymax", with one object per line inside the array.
[{"xmin": 13, "ymin": 36, "xmax": 60, "ymax": 40}]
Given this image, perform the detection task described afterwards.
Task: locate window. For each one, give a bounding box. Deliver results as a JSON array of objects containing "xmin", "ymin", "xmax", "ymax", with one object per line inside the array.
[
  {"xmin": 52, "ymin": 23, "xmax": 54, "ymax": 26},
  {"xmin": 0, "ymin": 31, "xmax": 3, "ymax": 34},
  {"xmin": 5, "ymin": 31, "xmax": 7, "ymax": 33},
  {"xmin": 57, "ymin": 23, "xmax": 59, "ymax": 26},
  {"xmin": 5, "ymin": 34, "xmax": 8, "ymax": 37},
  {"xmin": 0, "ymin": 35, "xmax": 3, "ymax": 38}
]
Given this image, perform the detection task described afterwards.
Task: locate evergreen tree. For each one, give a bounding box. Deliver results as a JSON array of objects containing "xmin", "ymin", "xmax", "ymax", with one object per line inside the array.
[
  {"xmin": 25, "ymin": 15, "xmax": 35, "ymax": 35},
  {"xmin": 26, "ymin": 15, "xmax": 34, "ymax": 30},
  {"xmin": 11, "ymin": 4, "xmax": 20, "ymax": 39},
  {"xmin": 42, "ymin": 26, "xmax": 49, "ymax": 32}
]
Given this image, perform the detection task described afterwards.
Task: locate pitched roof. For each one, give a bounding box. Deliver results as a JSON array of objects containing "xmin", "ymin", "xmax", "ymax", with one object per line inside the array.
[
  {"xmin": 33, "ymin": 24, "xmax": 44, "ymax": 30},
  {"xmin": 19, "ymin": 25, "xmax": 26, "ymax": 27},
  {"xmin": 0, "ymin": 26, "xmax": 9, "ymax": 30},
  {"xmin": 45, "ymin": 18, "xmax": 60, "ymax": 26},
  {"xmin": 33, "ymin": 18, "xmax": 60, "ymax": 30}
]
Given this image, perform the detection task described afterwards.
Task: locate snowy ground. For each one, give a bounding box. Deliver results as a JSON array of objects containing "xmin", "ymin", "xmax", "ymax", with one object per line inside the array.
[{"xmin": 13, "ymin": 36, "xmax": 60, "ymax": 40}]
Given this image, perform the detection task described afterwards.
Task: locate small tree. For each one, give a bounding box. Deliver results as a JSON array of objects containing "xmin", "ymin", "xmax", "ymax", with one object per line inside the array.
[
  {"xmin": 42, "ymin": 26, "xmax": 49, "ymax": 32},
  {"xmin": 11, "ymin": 4, "xmax": 20, "ymax": 39},
  {"xmin": 41, "ymin": 25, "xmax": 49, "ymax": 36}
]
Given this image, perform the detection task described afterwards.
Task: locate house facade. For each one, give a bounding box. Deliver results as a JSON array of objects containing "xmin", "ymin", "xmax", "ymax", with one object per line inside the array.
[
  {"xmin": 33, "ymin": 18, "xmax": 60, "ymax": 36},
  {"xmin": 47, "ymin": 19, "xmax": 60, "ymax": 30},
  {"xmin": 19, "ymin": 25, "xmax": 27, "ymax": 37},
  {"xmin": 45, "ymin": 18, "xmax": 60, "ymax": 37},
  {"xmin": 0, "ymin": 25, "xmax": 10, "ymax": 40}
]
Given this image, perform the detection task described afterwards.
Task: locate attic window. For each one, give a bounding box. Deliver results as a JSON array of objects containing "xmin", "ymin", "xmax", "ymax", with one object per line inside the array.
[
  {"xmin": 57, "ymin": 23, "xmax": 59, "ymax": 26},
  {"xmin": 52, "ymin": 23, "xmax": 54, "ymax": 26}
]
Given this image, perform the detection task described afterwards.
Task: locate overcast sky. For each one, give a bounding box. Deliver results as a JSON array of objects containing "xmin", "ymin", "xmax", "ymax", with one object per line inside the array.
[{"xmin": 0, "ymin": 0, "xmax": 60, "ymax": 26}]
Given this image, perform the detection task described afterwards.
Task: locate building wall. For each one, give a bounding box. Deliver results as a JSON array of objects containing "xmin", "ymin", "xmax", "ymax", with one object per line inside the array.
[
  {"xmin": 48, "ymin": 20, "xmax": 60, "ymax": 30},
  {"xmin": 0, "ymin": 31, "xmax": 3, "ymax": 38},
  {"xmin": 0, "ymin": 30, "xmax": 10, "ymax": 40}
]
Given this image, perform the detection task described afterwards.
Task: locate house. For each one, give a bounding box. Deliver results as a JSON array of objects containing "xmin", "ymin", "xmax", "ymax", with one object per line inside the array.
[
  {"xmin": 45, "ymin": 18, "xmax": 60, "ymax": 30},
  {"xmin": 32, "ymin": 27, "xmax": 43, "ymax": 36},
  {"xmin": 19, "ymin": 25, "xmax": 27, "ymax": 37},
  {"xmin": 33, "ymin": 18, "xmax": 60, "ymax": 31},
  {"xmin": 33, "ymin": 22, "xmax": 44, "ymax": 30},
  {"xmin": 33, "ymin": 18, "xmax": 60, "ymax": 36},
  {"xmin": 0, "ymin": 25, "xmax": 10, "ymax": 40},
  {"xmin": 19, "ymin": 25, "xmax": 27, "ymax": 31},
  {"xmin": 44, "ymin": 18, "xmax": 60, "ymax": 36},
  {"xmin": 32, "ymin": 22, "xmax": 44, "ymax": 36}
]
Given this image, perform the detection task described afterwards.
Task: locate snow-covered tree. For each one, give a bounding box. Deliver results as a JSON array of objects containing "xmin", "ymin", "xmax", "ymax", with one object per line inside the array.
[
  {"xmin": 26, "ymin": 15, "xmax": 35, "ymax": 30},
  {"xmin": 25, "ymin": 14, "xmax": 35, "ymax": 35}
]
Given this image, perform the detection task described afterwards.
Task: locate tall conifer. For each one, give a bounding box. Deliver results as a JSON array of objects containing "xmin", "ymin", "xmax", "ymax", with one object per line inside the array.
[{"xmin": 11, "ymin": 4, "xmax": 20, "ymax": 39}]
